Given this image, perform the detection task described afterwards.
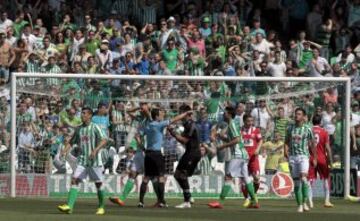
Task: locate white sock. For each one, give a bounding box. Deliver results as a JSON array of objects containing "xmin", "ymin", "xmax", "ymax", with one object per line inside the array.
[
  {"xmin": 308, "ymin": 181, "xmax": 313, "ymax": 204},
  {"xmin": 324, "ymin": 179, "xmax": 330, "ymax": 203}
]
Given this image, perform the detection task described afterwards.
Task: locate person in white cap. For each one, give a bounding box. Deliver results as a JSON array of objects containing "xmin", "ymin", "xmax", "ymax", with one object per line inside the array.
[
  {"xmin": 96, "ymin": 40, "xmax": 113, "ymax": 72},
  {"xmin": 160, "ymin": 16, "xmax": 180, "ymax": 49}
]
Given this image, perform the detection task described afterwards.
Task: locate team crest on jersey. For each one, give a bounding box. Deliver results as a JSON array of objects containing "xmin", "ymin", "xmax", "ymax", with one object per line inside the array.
[
  {"xmin": 81, "ymin": 136, "xmax": 90, "ymax": 142},
  {"xmin": 292, "ymin": 134, "xmax": 304, "ymax": 143},
  {"xmin": 271, "ymin": 172, "xmax": 294, "ymax": 198}
]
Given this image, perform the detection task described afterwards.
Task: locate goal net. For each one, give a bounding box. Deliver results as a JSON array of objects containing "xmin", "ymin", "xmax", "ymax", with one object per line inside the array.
[{"xmin": 0, "ymin": 73, "xmax": 351, "ymax": 199}]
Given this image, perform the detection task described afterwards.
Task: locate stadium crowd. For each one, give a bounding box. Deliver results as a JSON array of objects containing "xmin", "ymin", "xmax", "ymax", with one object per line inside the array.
[{"xmin": 0, "ymin": 0, "xmax": 360, "ymax": 175}]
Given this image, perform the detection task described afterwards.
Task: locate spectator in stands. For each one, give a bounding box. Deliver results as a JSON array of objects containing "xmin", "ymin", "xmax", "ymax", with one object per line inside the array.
[
  {"xmin": 308, "ymin": 48, "xmax": 332, "ymax": 77},
  {"xmin": 195, "ymin": 143, "xmax": 213, "ymax": 175},
  {"xmin": 17, "ymin": 122, "xmax": 36, "ymax": 173},
  {"xmin": 251, "ymin": 99, "xmax": 271, "ymax": 139},
  {"xmin": 262, "ymin": 131, "xmax": 284, "ymax": 175},
  {"xmin": 0, "ymin": 30, "xmax": 15, "ymax": 82}
]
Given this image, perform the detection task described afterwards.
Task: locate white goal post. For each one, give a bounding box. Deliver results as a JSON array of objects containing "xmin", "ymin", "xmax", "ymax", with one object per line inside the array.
[{"xmin": 9, "ymin": 73, "xmax": 352, "ymax": 198}]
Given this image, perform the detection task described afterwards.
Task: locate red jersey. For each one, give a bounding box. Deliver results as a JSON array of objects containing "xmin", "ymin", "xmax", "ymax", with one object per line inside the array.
[
  {"xmin": 312, "ymin": 126, "xmax": 330, "ymax": 161},
  {"xmin": 241, "ymin": 126, "xmax": 262, "ymax": 156}
]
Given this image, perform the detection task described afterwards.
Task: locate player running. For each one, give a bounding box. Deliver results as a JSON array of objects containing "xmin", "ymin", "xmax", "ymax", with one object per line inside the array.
[
  {"xmin": 208, "ymin": 106, "xmax": 259, "ymax": 209},
  {"xmin": 240, "ymin": 114, "xmax": 262, "ymax": 207},
  {"xmin": 168, "ymin": 105, "xmax": 201, "ymax": 209},
  {"xmin": 308, "ymin": 114, "xmax": 334, "ymax": 208},
  {"xmin": 57, "ymin": 107, "xmax": 108, "ymax": 215},
  {"xmin": 285, "ymin": 108, "xmax": 316, "ymax": 213}
]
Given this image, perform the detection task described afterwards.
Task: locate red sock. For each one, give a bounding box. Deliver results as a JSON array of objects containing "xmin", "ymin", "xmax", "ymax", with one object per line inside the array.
[
  {"xmin": 254, "ymin": 182, "xmax": 260, "ymax": 193},
  {"xmin": 241, "ymin": 184, "xmax": 249, "ymax": 198}
]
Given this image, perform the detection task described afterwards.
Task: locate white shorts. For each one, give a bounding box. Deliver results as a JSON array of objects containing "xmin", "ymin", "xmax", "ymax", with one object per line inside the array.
[
  {"xmin": 127, "ymin": 151, "xmax": 144, "ymax": 173},
  {"xmin": 289, "ymin": 155, "xmax": 310, "ymax": 178},
  {"xmin": 53, "ymin": 153, "xmax": 77, "ymax": 172},
  {"xmin": 225, "ymin": 158, "xmax": 249, "ymax": 178},
  {"xmin": 73, "ymin": 165, "xmax": 104, "ymax": 182}
]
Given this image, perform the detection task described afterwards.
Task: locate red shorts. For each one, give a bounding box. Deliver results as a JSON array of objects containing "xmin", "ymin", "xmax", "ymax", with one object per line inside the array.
[
  {"xmin": 308, "ymin": 158, "xmax": 330, "ymax": 180},
  {"xmin": 248, "ymin": 155, "xmax": 260, "ymax": 176}
]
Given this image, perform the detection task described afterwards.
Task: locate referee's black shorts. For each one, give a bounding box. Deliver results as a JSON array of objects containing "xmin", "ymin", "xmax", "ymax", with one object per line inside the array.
[
  {"xmin": 176, "ymin": 152, "xmax": 201, "ymax": 176},
  {"xmin": 144, "ymin": 150, "xmax": 165, "ymax": 177}
]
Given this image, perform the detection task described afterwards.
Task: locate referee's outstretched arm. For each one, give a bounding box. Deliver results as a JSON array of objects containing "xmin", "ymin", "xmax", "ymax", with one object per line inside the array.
[{"xmin": 169, "ymin": 110, "xmax": 193, "ymax": 125}]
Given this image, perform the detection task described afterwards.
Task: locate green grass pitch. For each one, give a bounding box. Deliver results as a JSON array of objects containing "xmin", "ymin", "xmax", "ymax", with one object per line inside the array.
[{"xmin": 0, "ymin": 198, "xmax": 359, "ymax": 221}]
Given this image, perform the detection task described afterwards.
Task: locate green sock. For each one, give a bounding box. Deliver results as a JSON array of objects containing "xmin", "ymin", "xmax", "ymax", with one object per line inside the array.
[
  {"xmin": 301, "ymin": 180, "xmax": 309, "ymax": 204},
  {"xmin": 120, "ymin": 179, "xmax": 135, "ymax": 201},
  {"xmin": 294, "ymin": 185, "xmax": 303, "ymax": 206},
  {"xmin": 245, "ymin": 182, "xmax": 258, "ymax": 203},
  {"xmin": 67, "ymin": 187, "xmax": 79, "ymax": 209},
  {"xmin": 97, "ymin": 190, "xmax": 105, "ymax": 208},
  {"xmin": 220, "ymin": 183, "xmax": 232, "ymax": 202}
]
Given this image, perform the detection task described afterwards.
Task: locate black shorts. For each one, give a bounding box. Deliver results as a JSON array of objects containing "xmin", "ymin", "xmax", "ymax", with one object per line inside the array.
[
  {"xmin": 144, "ymin": 150, "xmax": 165, "ymax": 177},
  {"xmin": 176, "ymin": 152, "xmax": 201, "ymax": 176}
]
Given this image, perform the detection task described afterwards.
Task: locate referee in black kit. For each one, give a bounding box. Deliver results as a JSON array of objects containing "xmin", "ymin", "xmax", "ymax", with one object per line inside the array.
[{"xmin": 168, "ymin": 105, "xmax": 201, "ymax": 209}]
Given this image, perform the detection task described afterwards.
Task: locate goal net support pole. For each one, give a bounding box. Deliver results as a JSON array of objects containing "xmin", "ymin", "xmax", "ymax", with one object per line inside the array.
[{"xmin": 9, "ymin": 73, "xmax": 351, "ymax": 198}]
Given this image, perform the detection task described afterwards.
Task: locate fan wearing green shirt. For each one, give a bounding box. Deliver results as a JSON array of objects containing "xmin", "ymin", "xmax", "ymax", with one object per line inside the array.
[
  {"xmin": 162, "ymin": 39, "xmax": 179, "ymax": 73},
  {"xmin": 59, "ymin": 108, "xmax": 82, "ymax": 128}
]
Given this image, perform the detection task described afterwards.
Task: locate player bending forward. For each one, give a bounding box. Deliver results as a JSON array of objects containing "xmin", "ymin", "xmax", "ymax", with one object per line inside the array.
[
  {"xmin": 58, "ymin": 107, "xmax": 108, "ymax": 215},
  {"xmin": 168, "ymin": 105, "xmax": 201, "ymax": 209},
  {"xmin": 208, "ymin": 106, "xmax": 259, "ymax": 209},
  {"xmin": 308, "ymin": 115, "xmax": 334, "ymax": 208},
  {"xmin": 285, "ymin": 108, "xmax": 316, "ymax": 213}
]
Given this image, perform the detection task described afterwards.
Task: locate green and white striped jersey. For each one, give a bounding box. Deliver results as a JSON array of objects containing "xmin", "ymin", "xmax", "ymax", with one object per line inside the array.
[
  {"xmin": 83, "ymin": 90, "xmax": 107, "ymax": 111},
  {"xmin": 42, "ymin": 64, "xmax": 62, "ymax": 86},
  {"xmin": 112, "ymin": 110, "xmax": 127, "ymax": 132},
  {"xmin": 286, "ymin": 124, "xmax": 314, "ymax": 157},
  {"xmin": 71, "ymin": 122, "xmax": 107, "ymax": 167},
  {"xmin": 227, "ymin": 120, "xmax": 248, "ymax": 160},
  {"xmin": 131, "ymin": 113, "xmax": 149, "ymax": 129}
]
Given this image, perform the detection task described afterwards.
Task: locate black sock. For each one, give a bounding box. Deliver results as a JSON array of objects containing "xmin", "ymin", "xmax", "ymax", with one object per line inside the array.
[
  {"xmin": 158, "ymin": 182, "xmax": 165, "ymax": 204},
  {"xmin": 151, "ymin": 178, "xmax": 160, "ymax": 202},
  {"xmin": 175, "ymin": 176, "xmax": 191, "ymax": 202},
  {"xmin": 139, "ymin": 181, "xmax": 148, "ymax": 204},
  {"xmin": 183, "ymin": 189, "xmax": 191, "ymax": 202}
]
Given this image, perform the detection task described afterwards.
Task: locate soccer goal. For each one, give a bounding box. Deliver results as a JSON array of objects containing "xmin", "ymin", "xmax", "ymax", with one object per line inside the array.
[{"xmin": 1, "ymin": 73, "xmax": 352, "ymax": 199}]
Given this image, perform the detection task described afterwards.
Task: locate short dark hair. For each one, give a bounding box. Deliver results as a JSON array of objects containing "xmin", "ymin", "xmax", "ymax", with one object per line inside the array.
[
  {"xmin": 82, "ymin": 107, "xmax": 93, "ymax": 115},
  {"xmin": 295, "ymin": 107, "xmax": 306, "ymax": 115},
  {"xmin": 225, "ymin": 106, "xmax": 236, "ymax": 119},
  {"xmin": 243, "ymin": 113, "xmax": 252, "ymax": 122},
  {"xmin": 151, "ymin": 108, "xmax": 160, "ymax": 120},
  {"xmin": 179, "ymin": 104, "xmax": 191, "ymax": 113},
  {"xmin": 312, "ymin": 114, "xmax": 322, "ymax": 125}
]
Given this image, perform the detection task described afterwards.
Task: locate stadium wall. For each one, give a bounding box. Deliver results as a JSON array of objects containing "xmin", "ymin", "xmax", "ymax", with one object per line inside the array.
[{"xmin": 1, "ymin": 172, "xmax": 357, "ymax": 198}]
